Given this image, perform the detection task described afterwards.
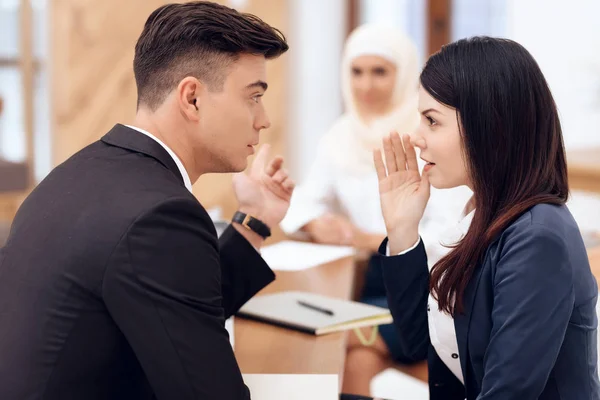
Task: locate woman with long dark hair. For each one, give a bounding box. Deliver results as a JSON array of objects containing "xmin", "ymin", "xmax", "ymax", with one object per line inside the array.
[{"xmin": 374, "ymin": 37, "xmax": 600, "ymax": 399}]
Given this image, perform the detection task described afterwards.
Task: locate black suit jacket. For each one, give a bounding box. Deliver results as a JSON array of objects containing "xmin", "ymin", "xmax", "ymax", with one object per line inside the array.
[{"xmin": 0, "ymin": 124, "xmax": 275, "ymax": 400}]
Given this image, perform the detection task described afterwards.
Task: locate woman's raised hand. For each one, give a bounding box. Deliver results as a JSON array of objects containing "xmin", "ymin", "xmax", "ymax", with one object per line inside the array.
[{"xmin": 373, "ymin": 132, "xmax": 430, "ymax": 253}]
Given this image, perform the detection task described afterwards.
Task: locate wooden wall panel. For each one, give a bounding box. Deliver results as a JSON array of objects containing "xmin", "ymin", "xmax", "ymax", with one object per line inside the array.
[
  {"xmin": 51, "ymin": 0, "xmax": 169, "ymax": 165},
  {"xmin": 427, "ymin": 0, "xmax": 451, "ymax": 56},
  {"xmin": 51, "ymin": 0, "xmax": 289, "ymax": 223}
]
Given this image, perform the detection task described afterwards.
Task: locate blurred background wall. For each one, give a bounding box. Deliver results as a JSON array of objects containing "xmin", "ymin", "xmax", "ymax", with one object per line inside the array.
[{"xmin": 0, "ymin": 0, "xmax": 599, "ymax": 234}]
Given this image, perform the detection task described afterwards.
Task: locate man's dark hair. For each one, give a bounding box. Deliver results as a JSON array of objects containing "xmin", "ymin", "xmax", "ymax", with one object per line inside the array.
[{"xmin": 133, "ymin": 1, "xmax": 289, "ymax": 110}]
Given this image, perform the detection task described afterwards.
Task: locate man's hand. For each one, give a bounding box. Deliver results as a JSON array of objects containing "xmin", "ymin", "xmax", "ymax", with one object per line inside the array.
[{"xmin": 232, "ymin": 144, "xmax": 295, "ymax": 230}]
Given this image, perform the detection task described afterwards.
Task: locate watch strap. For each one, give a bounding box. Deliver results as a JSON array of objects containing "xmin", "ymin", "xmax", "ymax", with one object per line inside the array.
[{"xmin": 232, "ymin": 211, "xmax": 271, "ymax": 238}]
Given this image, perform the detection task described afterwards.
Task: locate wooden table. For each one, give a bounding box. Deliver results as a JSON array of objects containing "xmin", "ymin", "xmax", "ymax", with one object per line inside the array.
[
  {"xmin": 235, "ymin": 256, "xmax": 356, "ymax": 380},
  {"xmin": 234, "ymin": 244, "xmax": 600, "ymax": 393},
  {"xmin": 568, "ymin": 147, "xmax": 600, "ymax": 193}
]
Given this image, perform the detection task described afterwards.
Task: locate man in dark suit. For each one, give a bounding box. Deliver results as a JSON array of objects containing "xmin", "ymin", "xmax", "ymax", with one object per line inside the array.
[{"xmin": 0, "ymin": 2, "xmax": 292, "ymax": 399}]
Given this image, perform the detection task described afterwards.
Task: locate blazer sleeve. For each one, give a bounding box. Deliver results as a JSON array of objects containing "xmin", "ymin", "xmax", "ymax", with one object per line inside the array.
[
  {"xmin": 376, "ymin": 238, "xmax": 431, "ymax": 362},
  {"xmin": 102, "ymin": 197, "xmax": 269, "ymax": 400},
  {"xmin": 476, "ymin": 224, "xmax": 575, "ymax": 400},
  {"xmin": 218, "ymin": 224, "xmax": 275, "ymax": 318}
]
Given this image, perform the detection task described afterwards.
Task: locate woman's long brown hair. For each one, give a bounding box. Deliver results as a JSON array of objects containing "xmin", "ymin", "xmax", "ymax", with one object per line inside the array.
[{"xmin": 421, "ymin": 37, "xmax": 569, "ymax": 315}]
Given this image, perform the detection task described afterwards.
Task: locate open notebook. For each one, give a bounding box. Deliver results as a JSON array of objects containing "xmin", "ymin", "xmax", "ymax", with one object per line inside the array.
[{"xmin": 237, "ymin": 291, "xmax": 393, "ymax": 335}]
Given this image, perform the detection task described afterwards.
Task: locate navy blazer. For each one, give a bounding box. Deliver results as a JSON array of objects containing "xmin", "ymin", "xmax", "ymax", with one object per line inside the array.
[{"xmin": 377, "ymin": 204, "xmax": 600, "ymax": 400}]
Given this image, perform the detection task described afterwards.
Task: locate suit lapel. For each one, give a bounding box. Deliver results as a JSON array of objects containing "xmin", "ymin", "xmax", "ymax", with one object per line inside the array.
[{"xmin": 100, "ymin": 124, "xmax": 184, "ymax": 184}]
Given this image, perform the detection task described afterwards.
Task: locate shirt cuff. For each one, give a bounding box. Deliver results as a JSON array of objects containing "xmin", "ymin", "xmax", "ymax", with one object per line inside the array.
[{"xmin": 385, "ymin": 237, "xmax": 422, "ymax": 256}]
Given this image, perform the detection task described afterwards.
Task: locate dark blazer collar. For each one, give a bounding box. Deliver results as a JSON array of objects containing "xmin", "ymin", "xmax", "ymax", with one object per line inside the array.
[
  {"xmin": 100, "ymin": 123, "xmax": 184, "ymax": 184},
  {"xmin": 454, "ymin": 251, "xmax": 489, "ymax": 397}
]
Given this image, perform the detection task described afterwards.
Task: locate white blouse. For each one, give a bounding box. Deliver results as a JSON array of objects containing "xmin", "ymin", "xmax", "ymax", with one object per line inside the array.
[
  {"xmin": 426, "ymin": 209, "xmax": 474, "ymax": 384},
  {"xmin": 392, "ymin": 209, "xmax": 473, "ymax": 383}
]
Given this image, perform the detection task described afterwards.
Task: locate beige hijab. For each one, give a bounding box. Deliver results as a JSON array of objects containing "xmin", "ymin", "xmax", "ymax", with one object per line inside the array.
[{"xmin": 323, "ymin": 24, "xmax": 420, "ymax": 174}]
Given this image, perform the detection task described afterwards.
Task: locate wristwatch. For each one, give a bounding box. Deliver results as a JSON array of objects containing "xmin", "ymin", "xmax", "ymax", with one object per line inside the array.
[{"xmin": 232, "ymin": 211, "xmax": 271, "ymax": 239}]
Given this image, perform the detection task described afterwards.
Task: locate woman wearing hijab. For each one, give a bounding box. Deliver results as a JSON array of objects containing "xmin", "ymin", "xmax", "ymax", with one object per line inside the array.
[{"xmin": 281, "ymin": 24, "xmax": 472, "ymax": 396}]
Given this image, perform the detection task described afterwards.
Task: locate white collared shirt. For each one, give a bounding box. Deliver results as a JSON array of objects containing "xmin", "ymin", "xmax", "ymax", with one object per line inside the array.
[
  {"xmin": 393, "ymin": 209, "xmax": 474, "ymax": 384},
  {"xmin": 126, "ymin": 125, "xmax": 193, "ymax": 193},
  {"xmin": 427, "ymin": 209, "xmax": 474, "ymax": 384}
]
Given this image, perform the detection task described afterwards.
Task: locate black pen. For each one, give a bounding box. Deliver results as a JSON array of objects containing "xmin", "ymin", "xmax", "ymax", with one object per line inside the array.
[{"xmin": 297, "ymin": 300, "xmax": 335, "ymax": 316}]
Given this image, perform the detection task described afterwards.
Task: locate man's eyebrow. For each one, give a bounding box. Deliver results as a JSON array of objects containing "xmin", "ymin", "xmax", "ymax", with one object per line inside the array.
[{"xmin": 246, "ymin": 80, "xmax": 268, "ymax": 91}]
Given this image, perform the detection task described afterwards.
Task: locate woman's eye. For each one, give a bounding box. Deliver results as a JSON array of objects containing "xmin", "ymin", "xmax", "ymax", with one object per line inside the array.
[{"xmin": 373, "ymin": 67, "xmax": 387, "ymax": 76}]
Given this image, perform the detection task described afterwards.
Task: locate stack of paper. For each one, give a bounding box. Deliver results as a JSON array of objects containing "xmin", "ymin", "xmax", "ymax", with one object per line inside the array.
[
  {"xmin": 371, "ymin": 368, "xmax": 429, "ymax": 399},
  {"xmin": 261, "ymin": 241, "xmax": 355, "ymax": 271},
  {"xmin": 242, "ymin": 374, "xmax": 338, "ymax": 399}
]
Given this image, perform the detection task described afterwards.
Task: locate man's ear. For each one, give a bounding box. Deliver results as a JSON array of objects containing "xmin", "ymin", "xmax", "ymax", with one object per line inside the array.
[{"xmin": 177, "ymin": 77, "xmax": 202, "ymax": 121}]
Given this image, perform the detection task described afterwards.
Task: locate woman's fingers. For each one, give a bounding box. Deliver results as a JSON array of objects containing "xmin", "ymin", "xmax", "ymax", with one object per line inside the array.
[
  {"xmin": 373, "ymin": 149, "xmax": 387, "ymax": 181},
  {"xmin": 403, "ymin": 134, "xmax": 419, "ymax": 172},
  {"xmin": 390, "ymin": 132, "xmax": 407, "ymax": 172},
  {"xmin": 383, "ymin": 134, "xmax": 398, "ymax": 175}
]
